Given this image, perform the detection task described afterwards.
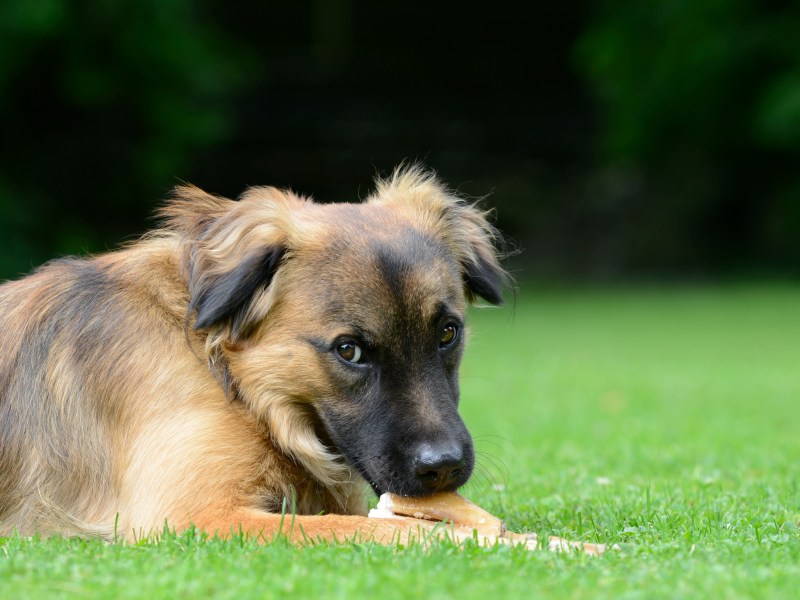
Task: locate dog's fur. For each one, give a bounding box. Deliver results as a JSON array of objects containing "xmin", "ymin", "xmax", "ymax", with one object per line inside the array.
[{"xmin": 0, "ymin": 166, "xmax": 508, "ymax": 543}]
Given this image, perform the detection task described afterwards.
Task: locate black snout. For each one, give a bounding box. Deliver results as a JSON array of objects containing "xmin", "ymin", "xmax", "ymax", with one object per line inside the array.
[{"xmin": 414, "ymin": 442, "xmax": 467, "ymax": 492}]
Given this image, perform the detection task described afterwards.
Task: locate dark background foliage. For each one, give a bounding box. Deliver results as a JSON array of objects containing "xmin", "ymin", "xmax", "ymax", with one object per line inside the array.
[{"xmin": 1, "ymin": 0, "xmax": 798, "ymax": 280}]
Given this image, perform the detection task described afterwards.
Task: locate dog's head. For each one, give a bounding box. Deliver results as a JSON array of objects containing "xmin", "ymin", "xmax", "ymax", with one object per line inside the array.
[{"xmin": 165, "ymin": 166, "xmax": 509, "ymax": 497}]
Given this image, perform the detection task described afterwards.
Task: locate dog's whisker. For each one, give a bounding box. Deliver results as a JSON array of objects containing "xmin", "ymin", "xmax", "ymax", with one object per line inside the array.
[
  {"xmin": 472, "ymin": 433, "xmax": 516, "ymax": 451},
  {"xmin": 475, "ymin": 451, "xmax": 510, "ymax": 481}
]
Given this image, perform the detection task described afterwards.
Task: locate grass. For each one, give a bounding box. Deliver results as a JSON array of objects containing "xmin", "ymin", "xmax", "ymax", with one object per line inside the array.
[{"xmin": 2, "ymin": 283, "xmax": 799, "ymax": 599}]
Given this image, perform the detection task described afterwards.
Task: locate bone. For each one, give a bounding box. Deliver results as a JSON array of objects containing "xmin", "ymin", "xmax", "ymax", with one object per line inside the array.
[
  {"xmin": 372, "ymin": 491, "xmax": 505, "ymax": 537},
  {"xmin": 368, "ymin": 491, "xmax": 607, "ymax": 555}
]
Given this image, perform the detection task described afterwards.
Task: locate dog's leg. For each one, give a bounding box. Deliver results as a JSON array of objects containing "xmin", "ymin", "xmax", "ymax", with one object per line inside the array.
[
  {"xmin": 184, "ymin": 510, "xmax": 606, "ymax": 554},
  {"xmin": 185, "ymin": 508, "xmax": 525, "ymax": 547}
]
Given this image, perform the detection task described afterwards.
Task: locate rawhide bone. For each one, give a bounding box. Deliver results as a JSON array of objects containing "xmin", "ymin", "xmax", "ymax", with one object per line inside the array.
[
  {"xmin": 370, "ymin": 491, "xmax": 505, "ymax": 536},
  {"xmin": 368, "ymin": 491, "xmax": 606, "ymax": 555}
]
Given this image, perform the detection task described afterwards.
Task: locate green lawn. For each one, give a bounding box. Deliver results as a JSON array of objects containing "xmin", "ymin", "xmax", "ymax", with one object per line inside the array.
[{"xmin": 2, "ymin": 284, "xmax": 799, "ymax": 599}]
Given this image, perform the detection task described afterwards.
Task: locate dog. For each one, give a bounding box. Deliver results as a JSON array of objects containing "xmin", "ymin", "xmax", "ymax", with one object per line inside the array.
[{"xmin": 0, "ymin": 165, "xmax": 509, "ymax": 544}]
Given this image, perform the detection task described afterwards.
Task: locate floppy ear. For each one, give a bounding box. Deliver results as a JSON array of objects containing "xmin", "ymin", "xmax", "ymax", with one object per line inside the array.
[
  {"xmin": 163, "ymin": 185, "xmax": 303, "ymax": 338},
  {"xmin": 191, "ymin": 244, "xmax": 285, "ymax": 332},
  {"xmin": 370, "ymin": 165, "xmax": 510, "ymax": 305},
  {"xmin": 458, "ymin": 214, "xmax": 508, "ymax": 306}
]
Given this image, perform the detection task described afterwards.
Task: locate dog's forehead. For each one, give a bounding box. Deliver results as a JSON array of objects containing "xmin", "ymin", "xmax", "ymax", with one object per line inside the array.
[
  {"xmin": 291, "ymin": 202, "xmax": 466, "ymax": 327},
  {"xmin": 296, "ymin": 202, "xmax": 444, "ymax": 267},
  {"xmin": 299, "ymin": 201, "xmax": 417, "ymax": 238}
]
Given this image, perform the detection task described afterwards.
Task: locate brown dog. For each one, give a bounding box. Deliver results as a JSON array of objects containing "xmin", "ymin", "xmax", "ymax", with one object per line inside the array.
[{"xmin": 0, "ymin": 166, "xmax": 509, "ymax": 543}]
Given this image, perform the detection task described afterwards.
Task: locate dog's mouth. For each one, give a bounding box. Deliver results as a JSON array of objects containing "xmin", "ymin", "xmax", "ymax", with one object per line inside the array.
[
  {"xmin": 310, "ymin": 402, "xmax": 474, "ymax": 497},
  {"xmin": 359, "ymin": 442, "xmax": 475, "ymax": 499},
  {"xmin": 314, "ymin": 422, "xmax": 469, "ymax": 498}
]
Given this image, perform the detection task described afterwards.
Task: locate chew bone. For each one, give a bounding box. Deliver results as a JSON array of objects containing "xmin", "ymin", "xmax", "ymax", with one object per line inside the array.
[
  {"xmin": 368, "ymin": 491, "xmax": 606, "ymax": 555},
  {"xmin": 372, "ymin": 491, "xmax": 504, "ymax": 537}
]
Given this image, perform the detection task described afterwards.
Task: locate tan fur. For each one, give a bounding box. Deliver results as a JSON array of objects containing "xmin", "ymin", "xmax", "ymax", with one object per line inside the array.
[{"xmin": 0, "ymin": 165, "xmax": 508, "ymax": 544}]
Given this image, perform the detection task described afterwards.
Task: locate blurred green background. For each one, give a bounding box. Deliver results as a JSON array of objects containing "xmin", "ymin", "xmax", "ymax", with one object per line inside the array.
[{"xmin": 0, "ymin": 0, "xmax": 798, "ymax": 280}]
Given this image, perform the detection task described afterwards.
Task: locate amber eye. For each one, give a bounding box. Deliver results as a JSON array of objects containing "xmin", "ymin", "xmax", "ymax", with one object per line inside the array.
[
  {"xmin": 336, "ymin": 341, "xmax": 363, "ymax": 364},
  {"xmin": 439, "ymin": 324, "xmax": 458, "ymax": 348}
]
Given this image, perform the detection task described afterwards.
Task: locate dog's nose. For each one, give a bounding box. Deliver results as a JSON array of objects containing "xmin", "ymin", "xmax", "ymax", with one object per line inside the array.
[{"xmin": 413, "ymin": 442, "xmax": 466, "ymax": 491}]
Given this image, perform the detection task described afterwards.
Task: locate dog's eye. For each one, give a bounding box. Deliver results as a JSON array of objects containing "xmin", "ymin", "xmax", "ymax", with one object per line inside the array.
[
  {"xmin": 336, "ymin": 341, "xmax": 363, "ymax": 364},
  {"xmin": 439, "ymin": 324, "xmax": 458, "ymax": 348}
]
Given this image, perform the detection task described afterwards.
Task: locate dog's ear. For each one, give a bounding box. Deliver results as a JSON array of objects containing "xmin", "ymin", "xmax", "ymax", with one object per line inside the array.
[
  {"xmin": 370, "ymin": 165, "xmax": 510, "ymax": 305},
  {"xmin": 163, "ymin": 185, "xmax": 304, "ymax": 338},
  {"xmin": 459, "ymin": 220, "xmax": 507, "ymax": 305},
  {"xmin": 191, "ymin": 243, "xmax": 285, "ymax": 332},
  {"xmin": 159, "ymin": 184, "xmax": 234, "ymax": 240}
]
